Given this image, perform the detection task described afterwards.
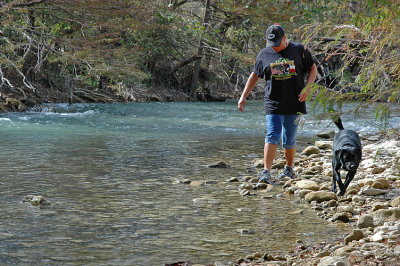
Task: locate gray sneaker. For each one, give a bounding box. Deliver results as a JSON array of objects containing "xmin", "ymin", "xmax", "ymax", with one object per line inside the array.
[
  {"xmin": 258, "ymin": 169, "xmax": 275, "ymax": 185},
  {"xmin": 280, "ymin": 166, "xmax": 296, "ymax": 179}
]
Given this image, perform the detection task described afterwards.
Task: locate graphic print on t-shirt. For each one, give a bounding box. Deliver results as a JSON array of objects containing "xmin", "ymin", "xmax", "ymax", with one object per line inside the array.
[{"xmin": 270, "ymin": 58, "xmax": 296, "ymax": 80}]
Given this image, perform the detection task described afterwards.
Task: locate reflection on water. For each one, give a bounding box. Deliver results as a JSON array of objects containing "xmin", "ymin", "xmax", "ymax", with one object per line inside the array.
[{"xmin": 0, "ymin": 100, "xmax": 388, "ymax": 265}]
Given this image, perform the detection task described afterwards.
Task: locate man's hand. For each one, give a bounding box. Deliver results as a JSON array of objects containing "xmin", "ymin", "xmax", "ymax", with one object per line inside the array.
[
  {"xmin": 298, "ymin": 87, "xmax": 310, "ymax": 102},
  {"xmin": 238, "ymin": 97, "xmax": 246, "ymax": 112},
  {"xmin": 299, "ymin": 63, "xmax": 317, "ymax": 102},
  {"xmin": 238, "ymin": 72, "xmax": 259, "ymax": 111}
]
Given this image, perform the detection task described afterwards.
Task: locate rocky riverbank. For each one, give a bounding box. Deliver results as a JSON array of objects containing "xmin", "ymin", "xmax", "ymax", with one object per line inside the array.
[
  {"xmin": 0, "ymin": 84, "xmax": 193, "ymax": 113},
  {"xmin": 170, "ymin": 129, "xmax": 400, "ymax": 266},
  {"xmin": 0, "ymin": 82, "xmax": 231, "ymax": 113},
  {"xmin": 230, "ymin": 129, "xmax": 400, "ymax": 266}
]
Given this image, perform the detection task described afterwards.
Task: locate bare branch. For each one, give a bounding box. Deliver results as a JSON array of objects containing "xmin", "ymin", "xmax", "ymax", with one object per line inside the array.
[
  {"xmin": 0, "ymin": 64, "xmax": 14, "ymax": 88},
  {"xmin": 0, "ymin": 54, "xmax": 36, "ymax": 92},
  {"xmin": 171, "ymin": 55, "xmax": 202, "ymax": 73}
]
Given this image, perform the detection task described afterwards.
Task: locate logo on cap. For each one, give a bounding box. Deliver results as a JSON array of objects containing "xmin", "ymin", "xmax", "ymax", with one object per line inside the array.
[{"xmin": 268, "ymin": 34, "xmax": 275, "ymax": 40}]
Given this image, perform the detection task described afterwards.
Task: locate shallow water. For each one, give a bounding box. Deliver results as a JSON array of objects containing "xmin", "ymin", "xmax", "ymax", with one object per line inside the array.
[{"xmin": 0, "ymin": 100, "xmax": 397, "ymax": 265}]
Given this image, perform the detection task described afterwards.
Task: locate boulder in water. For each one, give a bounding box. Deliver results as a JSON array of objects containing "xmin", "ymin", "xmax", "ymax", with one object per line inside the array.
[{"xmin": 22, "ymin": 195, "xmax": 51, "ymax": 209}]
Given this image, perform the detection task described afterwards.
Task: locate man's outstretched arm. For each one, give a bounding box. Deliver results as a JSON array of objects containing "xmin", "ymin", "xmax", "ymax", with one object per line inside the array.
[{"xmin": 238, "ymin": 72, "xmax": 259, "ymax": 111}]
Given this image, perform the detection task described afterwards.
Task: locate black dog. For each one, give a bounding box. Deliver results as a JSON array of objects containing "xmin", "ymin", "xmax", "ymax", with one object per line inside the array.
[{"xmin": 332, "ymin": 117, "xmax": 362, "ymax": 196}]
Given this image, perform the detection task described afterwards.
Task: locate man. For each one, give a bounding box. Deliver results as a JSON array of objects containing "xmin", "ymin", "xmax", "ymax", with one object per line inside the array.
[{"xmin": 238, "ymin": 24, "xmax": 317, "ymax": 184}]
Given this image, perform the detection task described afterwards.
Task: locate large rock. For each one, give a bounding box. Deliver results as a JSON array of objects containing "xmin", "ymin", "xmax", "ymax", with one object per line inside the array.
[
  {"xmin": 373, "ymin": 179, "xmax": 391, "ymax": 189},
  {"xmin": 347, "ymin": 183, "xmax": 361, "ymax": 193},
  {"xmin": 332, "ymin": 212, "xmax": 350, "ymax": 223},
  {"xmin": 316, "ymin": 130, "xmax": 336, "ymax": 139},
  {"xmin": 361, "ymin": 188, "xmax": 387, "ymax": 196},
  {"xmin": 390, "ymin": 196, "xmax": 400, "ymax": 207},
  {"xmin": 22, "ymin": 195, "xmax": 51, "ymax": 209},
  {"xmin": 370, "ymin": 231, "xmax": 384, "ymax": 242},
  {"xmin": 344, "ymin": 229, "xmax": 364, "ymax": 245},
  {"xmin": 357, "ymin": 214, "xmax": 374, "ymax": 228},
  {"xmin": 251, "ymin": 158, "xmax": 264, "ymax": 168},
  {"xmin": 317, "ymin": 256, "xmax": 350, "ymax": 266},
  {"xmin": 373, "ymin": 208, "xmax": 400, "ymax": 226},
  {"xmin": 295, "ymin": 180, "xmax": 320, "ymax": 191},
  {"xmin": 305, "ymin": 191, "xmax": 338, "ymax": 203},
  {"xmin": 5, "ymin": 97, "xmax": 21, "ymax": 107},
  {"xmin": 301, "ymin": 146, "xmax": 321, "ymax": 156}
]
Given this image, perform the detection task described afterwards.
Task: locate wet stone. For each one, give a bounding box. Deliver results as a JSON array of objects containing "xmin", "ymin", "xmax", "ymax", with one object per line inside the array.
[
  {"xmin": 227, "ymin": 177, "xmax": 240, "ymax": 182},
  {"xmin": 255, "ymin": 183, "xmax": 268, "ymax": 189},
  {"xmin": 238, "ymin": 183, "xmax": 252, "ymax": 191},
  {"xmin": 239, "ymin": 190, "xmax": 251, "ymax": 196},
  {"xmin": 250, "ymin": 177, "xmax": 259, "ymax": 183},
  {"xmin": 206, "ymin": 160, "xmax": 230, "ymax": 168},
  {"xmin": 22, "ymin": 195, "xmax": 51, "ymax": 209},
  {"xmin": 237, "ymin": 228, "xmax": 252, "ymax": 234},
  {"xmin": 332, "ymin": 212, "xmax": 350, "ymax": 223}
]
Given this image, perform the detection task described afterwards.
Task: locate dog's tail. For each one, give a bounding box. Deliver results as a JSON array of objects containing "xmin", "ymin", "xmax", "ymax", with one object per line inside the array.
[
  {"xmin": 328, "ymin": 108, "xmax": 344, "ymax": 130},
  {"xmin": 333, "ymin": 116, "xmax": 344, "ymax": 130}
]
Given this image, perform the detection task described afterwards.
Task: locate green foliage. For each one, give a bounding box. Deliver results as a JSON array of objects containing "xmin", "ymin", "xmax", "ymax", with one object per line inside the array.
[{"xmin": 299, "ymin": 0, "xmax": 400, "ymax": 126}]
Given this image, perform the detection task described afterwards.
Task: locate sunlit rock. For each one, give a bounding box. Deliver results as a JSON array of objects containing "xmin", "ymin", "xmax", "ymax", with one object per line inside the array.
[
  {"xmin": 22, "ymin": 195, "xmax": 51, "ymax": 209},
  {"xmin": 206, "ymin": 160, "xmax": 230, "ymax": 168},
  {"xmin": 295, "ymin": 180, "xmax": 319, "ymax": 191},
  {"xmin": 315, "ymin": 140, "xmax": 333, "ymax": 149},
  {"xmin": 305, "ymin": 191, "xmax": 338, "ymax": 203},
  {"xmin": 390, "ymin": 196, "xmax": 400, "ymax": 207},
  {"xmin": 357, "ymin": 214, "xmax": 374, "ymax": 228},
  {"xmin": 301, "ymin": 146, "xmax": 320, "ymax": 156},
  {"xmin": 317, "ymin": 256, "xmax": 350, "ymax": 266},
  {"xmin": 373, "ymin": 208, "xmax": 400, "ymax": 226}
]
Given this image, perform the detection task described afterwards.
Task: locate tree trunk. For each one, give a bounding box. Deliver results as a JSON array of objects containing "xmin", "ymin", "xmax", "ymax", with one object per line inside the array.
[{"xmin": 190, "ymin": 0, "xmax": 211, "ymax": 100}]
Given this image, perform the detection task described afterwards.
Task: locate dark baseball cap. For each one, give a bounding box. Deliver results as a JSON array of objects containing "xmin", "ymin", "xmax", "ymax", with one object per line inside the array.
[{"xmin": 266, "ymin": 24, "xmax": 285, "ymax": 47}]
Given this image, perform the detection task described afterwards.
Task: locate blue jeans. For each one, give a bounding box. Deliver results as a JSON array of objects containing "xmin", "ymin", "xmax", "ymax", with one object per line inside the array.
[{"xmin": 265, "ymin": 114, "xmax": 299, "ymax": 149}]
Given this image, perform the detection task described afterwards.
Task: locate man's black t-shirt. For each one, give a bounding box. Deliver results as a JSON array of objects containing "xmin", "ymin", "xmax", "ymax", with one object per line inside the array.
[{"xmin": 252, "ymin": 42, "xmax": 315, "ymax": 115}]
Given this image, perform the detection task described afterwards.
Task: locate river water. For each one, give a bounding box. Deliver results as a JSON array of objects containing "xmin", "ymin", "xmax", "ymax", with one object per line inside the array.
[{"xmin": 0, "ymin": 100, "xmax": 398, "ymax": 265}]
